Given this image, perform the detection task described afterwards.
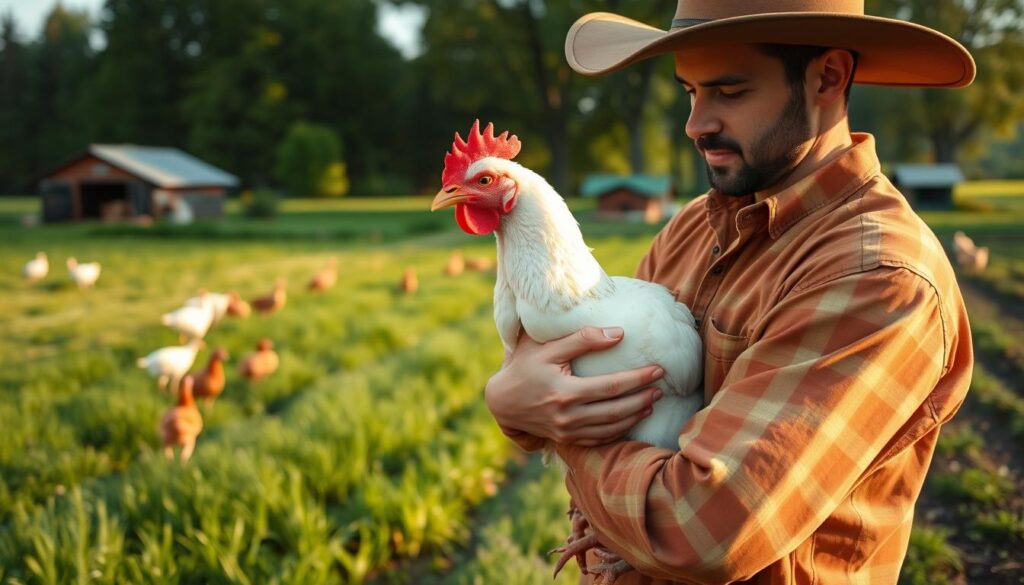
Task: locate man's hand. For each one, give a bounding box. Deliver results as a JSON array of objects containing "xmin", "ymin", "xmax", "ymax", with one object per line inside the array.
[{"xmin": 485, "ymin": 327, "xmax": 664, "ymax": 447}]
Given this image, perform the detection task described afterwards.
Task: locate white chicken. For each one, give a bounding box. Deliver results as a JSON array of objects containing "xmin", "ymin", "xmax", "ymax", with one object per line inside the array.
[
  {"xmin": 66, "ymin": 257, "xmax": 101, "ymax": 289},
  {"xmin": 136, "ymin": 338, "xmax": 205, "ymax": 393},
  {"xmin": 185, "ymin": 290, "xmax": 231, "ymax": 323},
  {"xmin": 23, "ymin": 252, "xmax": 48, "ymax": 282},
  {"xmin": 431, "ymin": 121, "xmax": 702, "ymax": 582},
  {"xmin": 161, "ymin": 304, "xmax": 214, "ymax": 341}
]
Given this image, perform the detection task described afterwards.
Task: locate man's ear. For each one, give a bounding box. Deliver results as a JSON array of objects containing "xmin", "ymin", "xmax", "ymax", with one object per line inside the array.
[{"xmin": 814, "ymin": 49, "xmax": 855, "ymax": 106}]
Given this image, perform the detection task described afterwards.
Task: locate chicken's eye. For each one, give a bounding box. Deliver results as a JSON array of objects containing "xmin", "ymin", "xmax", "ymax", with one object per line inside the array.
[{"xmin": 479, "ymin": 175, "xmax": 493, "ymax": 185}]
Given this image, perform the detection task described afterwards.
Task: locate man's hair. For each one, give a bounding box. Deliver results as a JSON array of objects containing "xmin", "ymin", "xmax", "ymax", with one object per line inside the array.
[{"xmin": 757, "ymin": 45, "xmax": 859, "ymax": 103}]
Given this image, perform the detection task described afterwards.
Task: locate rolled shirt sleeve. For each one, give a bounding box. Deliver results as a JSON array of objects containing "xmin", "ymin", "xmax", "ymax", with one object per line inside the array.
[{"xmin": 556, "ymin": 267, "xmax": 949, "ymax": 583}]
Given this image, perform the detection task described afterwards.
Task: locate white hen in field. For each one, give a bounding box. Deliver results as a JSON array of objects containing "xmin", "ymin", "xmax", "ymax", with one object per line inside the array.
[
  {"xmin": 66, "ymin": 257, "xmax": 101, "ymax": 289},
  {"xmin": 23, "ymin": 252, "xmax": 48, "ymax": 282},
  {"xmin": 185, "ymin": 291, "xmax": 232, "ymax": 323},
  {"xmin": 137, "ymin": 339, "xmax": 204, "ymax": 393},
  {"xmin": 162, "ymin": 304, "xmax": 215, "ymax": 341}
]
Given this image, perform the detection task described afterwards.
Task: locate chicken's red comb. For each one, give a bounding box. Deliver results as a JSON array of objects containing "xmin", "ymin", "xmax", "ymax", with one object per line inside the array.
[{"xmin": 442, "ymin": 120, "xmax": 521, "ymax": 185}]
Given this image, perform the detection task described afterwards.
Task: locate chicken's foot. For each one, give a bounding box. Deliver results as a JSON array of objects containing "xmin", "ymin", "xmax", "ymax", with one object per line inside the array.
[
  {"xmin": 590, "ymin": 546, "xmax": 634, "ymax": 584},
  {"xmin": 550, "ymin": 502, "xmax": 596, "ymax": 577}
]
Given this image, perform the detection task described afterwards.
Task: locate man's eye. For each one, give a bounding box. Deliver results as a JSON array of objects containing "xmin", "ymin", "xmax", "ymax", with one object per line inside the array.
[
  {"xmin": 719, "ymin": 90, "xmax": 747, "ymax": 99},
  {"xmin": 479, "ymin": 176, "xmax": 493, "ymax": 185}
]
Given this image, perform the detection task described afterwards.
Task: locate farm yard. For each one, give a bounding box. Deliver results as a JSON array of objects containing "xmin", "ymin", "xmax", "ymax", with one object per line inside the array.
[{"xmin": 1, "ymin": 189, "xmax": 1023, "ymax": 585}]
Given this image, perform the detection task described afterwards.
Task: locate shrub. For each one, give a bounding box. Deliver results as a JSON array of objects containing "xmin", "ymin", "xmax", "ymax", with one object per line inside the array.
[
  {"xmin": 351, "ymin": 173, "xmax": 413, "ymax": 197},
  {"xmin": 242, "ymin": 189, "xmax": 281, "ymax": 218},
  {"xmin": 274, "ymin": 121, "xmax": 346, "ymax": 198}
]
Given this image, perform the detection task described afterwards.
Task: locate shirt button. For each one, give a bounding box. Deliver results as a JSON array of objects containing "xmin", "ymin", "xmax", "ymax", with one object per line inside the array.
[
  {"xmin": 712, "ymin": 265, "xmax": 724, "ymax": 275},
  {"xmin": 712, "ymin": 245, "xmax": 721, "ymax": 254}
]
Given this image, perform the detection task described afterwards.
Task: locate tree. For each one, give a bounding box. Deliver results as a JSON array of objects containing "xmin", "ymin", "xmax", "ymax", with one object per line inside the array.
[
  {"xmin": 86, "ymin": 0, "xmax": 199, "ymax": 146},
  {"xmin": 0, "ymin": 12, "xmax": 33, "ymax": 192},
  {"xmin": 274, "ymin": 121, "xmax": 345, "ymax": 198},
  {"xmin": 34, "ymin": 4, "xmax": 96, "ymax": 169},
  {"xmin": 411, "ymin": 1, "xmax": 684, "ymax": 192},
  {"xmin": 864, "ymin": 0, "xmax": 1024, "ymax": 164},
  {"xmin": 179, "ymin": 0, "xmax": 411, "ymax": 189},
  {"xmin": 412, "ymin": 1, "xmax": 588, "ymax": 192}
]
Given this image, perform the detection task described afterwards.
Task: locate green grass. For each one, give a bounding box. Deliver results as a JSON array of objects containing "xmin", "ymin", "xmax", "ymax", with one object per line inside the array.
[
  {"xmin": 0, "ymin": 197, "xmax": 657, "ymax": 583},
  {"xmin": 900, "ymin": 527, "xmax": 963, "ymax": 585},
  {"xmin": 2, "ymin": 195, "xmax": 1022, "ymax": 583}
]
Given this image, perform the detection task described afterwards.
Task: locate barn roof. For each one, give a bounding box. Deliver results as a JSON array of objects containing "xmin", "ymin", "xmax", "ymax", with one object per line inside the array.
[
  {"xmin": 581, "ymin": 174, "xmax": 671, "ymax": 198},
  {"xmin": 892, "ymin": 164, "xmax": 964, "ymax": 188},
  {"xmin": 88, "ymin": 145, "xmax": 240, "ymax": 188}
]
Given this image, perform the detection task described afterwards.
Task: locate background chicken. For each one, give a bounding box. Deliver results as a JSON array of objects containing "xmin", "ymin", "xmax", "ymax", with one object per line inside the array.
[
  {"xmin": 431, "ymin": 121, "xmax": 703, "ymax": 582},
  {"xmin": 66, "ymin": 257, "xmax": 101, "ymax": 289},
  {"xmin": 226, "ymin": 291, "xmax": 251, "ymax": 318},
  {"xmin": 192, "ymin": 347, "xmax": 229, "ymax": 407},
  {"xmin": 443, "ymin": 249, "xmax": 465, "ymax": 277},
  {"xmin": 160, "ymin": 374, "xmax": 203, "ymax": 462},
  {"xmin": 239, "ymin": 338, "xmax": 279, "ymax": 382},
  {"xmin": 399, "ymin": 266, "xmax": 418, "ymax": 295},
  {"xmin": 308, "ymin": 258, "xmax": 338, "ymax": 292},
  {"xmin": 952, "ymin": 230, "xmax": 989, "ymax": 272},
  {"xmin": 251, "ymin": 279, "xmax": 287, "ymax": 314},
  {"xmin": 137, "ymin": 338, "xmax": 204, "ymax": 393},
  {"xmin": 161, "ymin": 304, "xmax": 214, "ymax": 342},
  {"xmin": 186, "ymin": 290, "xmax": 232, "ymax": 323},
  {"xmin": 464, "ymin": 256, "xmax": 494, "ymax": 273},
  {"xmin": 22, "ymin": 251, "xmax": 48, "ymax": 282}
]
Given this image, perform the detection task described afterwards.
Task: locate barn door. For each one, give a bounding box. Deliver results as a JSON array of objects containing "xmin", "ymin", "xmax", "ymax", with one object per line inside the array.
[
  {"xmin": 40, "ymin": 180, "xmax": 74, "ymax": 222},
  {"xmin": 128, "ymin": 181, "xmax": 152, "ymax": 216}
]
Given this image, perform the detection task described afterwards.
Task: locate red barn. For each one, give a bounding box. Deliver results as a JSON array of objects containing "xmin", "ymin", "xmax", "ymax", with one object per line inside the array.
[
  {"xmin": 38, "ymin": 145, "xmax": 239, "ymax": 223},
  {"xmin": 581, "ymin": 174, "xmax": 674, "ymax": 224}
]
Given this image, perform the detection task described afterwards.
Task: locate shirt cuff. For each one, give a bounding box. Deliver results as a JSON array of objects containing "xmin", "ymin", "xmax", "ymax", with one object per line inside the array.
[{"xmin": 501, "ymin": 427, "xmax": 547, "ymax": 452}]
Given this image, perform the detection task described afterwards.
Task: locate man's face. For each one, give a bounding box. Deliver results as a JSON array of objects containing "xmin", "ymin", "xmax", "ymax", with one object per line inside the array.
[{"xmin": 675, "ymin": 44, "xmax": 813, "ymax": 196}]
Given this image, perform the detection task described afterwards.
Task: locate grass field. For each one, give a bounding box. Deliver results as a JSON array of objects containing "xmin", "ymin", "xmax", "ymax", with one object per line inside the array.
[{"xmin": 1, "ymin": 188, "xmax": 1022, "ymax": 584}]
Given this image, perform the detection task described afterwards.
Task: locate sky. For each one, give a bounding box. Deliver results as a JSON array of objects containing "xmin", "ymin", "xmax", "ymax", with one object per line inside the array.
[{"xmin": 0, "ymin": 0, "xmax": 426, "ymax": 58}]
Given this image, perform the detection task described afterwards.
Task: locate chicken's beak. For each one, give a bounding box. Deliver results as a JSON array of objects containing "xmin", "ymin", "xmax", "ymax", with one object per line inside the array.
[{"xmin": 431, "ymin": 185, "xmax": 469, "ymax": 211}]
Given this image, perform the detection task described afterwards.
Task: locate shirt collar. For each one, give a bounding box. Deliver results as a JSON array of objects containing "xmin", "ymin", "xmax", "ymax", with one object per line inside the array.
[{"xmin": 705, "ymin": 133, "xmax": 881, "ymax": 239}]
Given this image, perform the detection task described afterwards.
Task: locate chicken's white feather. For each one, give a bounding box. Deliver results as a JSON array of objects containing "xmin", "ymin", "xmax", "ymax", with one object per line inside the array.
[{"xmin": 475, "ymin": 157, "xmax": 703, "ymax": 451}]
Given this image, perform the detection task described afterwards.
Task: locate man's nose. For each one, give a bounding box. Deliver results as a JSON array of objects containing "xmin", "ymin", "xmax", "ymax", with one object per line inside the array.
[{"xmin": 685, "ymin": 98, "xmax": 721, "ymax": 141}]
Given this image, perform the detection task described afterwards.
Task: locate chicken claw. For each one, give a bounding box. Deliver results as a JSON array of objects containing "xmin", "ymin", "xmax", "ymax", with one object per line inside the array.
[
  {"xmin": 591, "ymin": 546, "xmax": 634, "ymax": 584},
  {"xmin": 550, "ymin": 502, "xmax": 595, "ymax": 577}
]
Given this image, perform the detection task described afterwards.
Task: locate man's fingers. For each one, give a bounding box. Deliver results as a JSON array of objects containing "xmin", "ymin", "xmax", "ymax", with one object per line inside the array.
[
  {"xmin": 573, "ymin": 387, "xmax": 660, "ymax": 426},
  {"xmin": 577, "ymin": 365, "xmax": 665, "ymax": 402},
  {"xmin": 571, "ymin": 408, "xmax": 653, "ymax": 443},
  {"xmin": 546, "ymin": 326, "xmax": 624, "ymax": 363}
]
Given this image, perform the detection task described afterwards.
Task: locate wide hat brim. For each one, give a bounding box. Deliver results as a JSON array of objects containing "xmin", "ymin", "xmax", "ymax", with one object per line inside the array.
[{"xmin": 565, "ymin": 12, "xmax": 975, "ymax": 88}]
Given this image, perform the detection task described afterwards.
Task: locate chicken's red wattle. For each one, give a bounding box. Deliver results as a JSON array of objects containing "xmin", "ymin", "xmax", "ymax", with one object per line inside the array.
[{"xmin": 456, "ymin": 203, "xmax": 500, "ymax": 236}]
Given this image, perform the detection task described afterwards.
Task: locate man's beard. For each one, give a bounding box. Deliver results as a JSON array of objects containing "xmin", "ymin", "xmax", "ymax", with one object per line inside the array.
[{"xmin": 698, "ymin": 86, "xmax": 812, "ymax": 196}]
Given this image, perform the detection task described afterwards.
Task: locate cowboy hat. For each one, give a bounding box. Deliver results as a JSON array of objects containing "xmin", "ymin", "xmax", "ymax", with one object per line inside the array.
[{"xmin": 565, "ymin": 0, "xmax": 975, "ymax": 88}]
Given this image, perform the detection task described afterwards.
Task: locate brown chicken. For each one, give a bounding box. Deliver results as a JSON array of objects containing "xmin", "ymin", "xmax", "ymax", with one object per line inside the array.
[
  {"xmin": 465, "ymin": 256, "xmax": 494, "ymax": 272},
  {"xmin": 226, "ymin": 290, "xmax": 251, "ymax": 318},
  {"xmin": 239, "ymin": 338, "xmax": 279, "ymax": 382},
  {"xmin": 443, "ymin": 250, "xmax": 465, "ymax": 277},
  {"xmin": 161, "ymin": 375, "xmax": 203, "ymax": 462},
  {"xmin": 952, "ymin": 230, "xmax": 989, "ymax": 273},
  {"xmin": 192, "ymin": 347, "xmax": 229, "ymax": 407},
  {"xmin": 251, "ymin": 279, "xmax": 287, "ymax": 314},
  {"xmin": 308, "ymin": 258, "xmax": 338, "ymax": 292},
  {"xmin": 399, "ymin": 266, "xmax": 418, "ymax": 295}
]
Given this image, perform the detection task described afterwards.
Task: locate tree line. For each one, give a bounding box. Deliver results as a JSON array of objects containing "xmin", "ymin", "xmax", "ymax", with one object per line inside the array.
[{"xmin": 0, "ymin": 0, "xmax": 1021, "ymax": 197}]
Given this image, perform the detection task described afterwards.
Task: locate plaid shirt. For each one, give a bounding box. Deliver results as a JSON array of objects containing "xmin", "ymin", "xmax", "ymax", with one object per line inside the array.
[{"xmin": 511, "ymin": 134, "xmax": 973, "ymax": 584}]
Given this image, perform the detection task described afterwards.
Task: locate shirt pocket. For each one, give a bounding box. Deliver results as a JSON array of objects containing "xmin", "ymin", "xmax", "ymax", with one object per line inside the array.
[{"xmin": 703, "ymin": 318, "xmax": 750, "ymax": 402}]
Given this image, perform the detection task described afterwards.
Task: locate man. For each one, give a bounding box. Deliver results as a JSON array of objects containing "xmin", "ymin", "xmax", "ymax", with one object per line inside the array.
[{"xmin": 484, "ymin": 1, "xmax": 975, "ymax": 583}]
